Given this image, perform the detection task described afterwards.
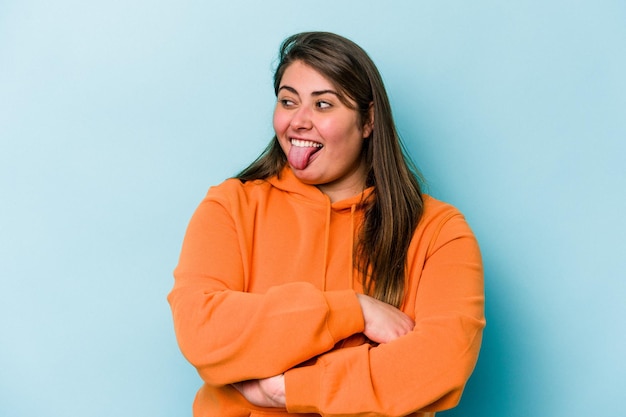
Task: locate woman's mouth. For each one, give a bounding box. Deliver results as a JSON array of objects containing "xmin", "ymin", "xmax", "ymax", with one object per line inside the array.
[{"xmin": 288, "ymin": 138, "xmax": 323, "ymax": 170}]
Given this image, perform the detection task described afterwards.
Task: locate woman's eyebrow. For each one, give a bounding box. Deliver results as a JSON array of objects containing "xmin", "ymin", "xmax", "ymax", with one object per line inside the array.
[
  {"xmin": 311, "ymin": 89, "xmax": 339, "ymax": 97},
  {"xmin": 277, "ymin": 85, "xmax": 299, "ymax": 95},
  {"xmin": 277, "ymin": 86, "xmax": 339, "ymax": 97}
]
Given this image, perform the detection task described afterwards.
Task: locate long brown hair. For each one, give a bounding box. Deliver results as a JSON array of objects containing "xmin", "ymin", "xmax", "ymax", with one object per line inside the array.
[{"xmin": 238, "ymin": 32, "xmax": 424, "ymax": 307}]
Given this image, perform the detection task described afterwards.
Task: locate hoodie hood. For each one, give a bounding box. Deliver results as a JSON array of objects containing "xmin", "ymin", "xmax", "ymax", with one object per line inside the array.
[{"xmin": 267, "ymin": 166, "xmax": 374, "ymax": 212}]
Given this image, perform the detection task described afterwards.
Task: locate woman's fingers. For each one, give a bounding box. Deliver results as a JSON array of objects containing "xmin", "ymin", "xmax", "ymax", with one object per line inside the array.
[
  {"xmin": 357, "ymin": 293, "xmax": 415, "ymax": 344},
  {"xmin": 232, "ymin": 375, "xmax": 285, "ymax": 408}
]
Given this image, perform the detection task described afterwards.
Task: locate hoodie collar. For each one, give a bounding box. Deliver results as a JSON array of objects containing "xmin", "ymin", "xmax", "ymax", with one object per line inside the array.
[{"xmin": 267, "ymin": 166, "xmax": 374, "ymax": 211}]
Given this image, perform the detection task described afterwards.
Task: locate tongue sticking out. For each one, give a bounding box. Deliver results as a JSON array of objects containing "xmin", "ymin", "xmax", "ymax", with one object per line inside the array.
[{"xmin": 288, "ymin": 143, "xmax": 321, "ymax": 170}]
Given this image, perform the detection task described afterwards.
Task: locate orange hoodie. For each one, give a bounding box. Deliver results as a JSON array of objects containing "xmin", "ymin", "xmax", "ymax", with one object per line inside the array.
[{"xmin": 168, "ymin": 167, "xmax": 485, "ymax": 417}]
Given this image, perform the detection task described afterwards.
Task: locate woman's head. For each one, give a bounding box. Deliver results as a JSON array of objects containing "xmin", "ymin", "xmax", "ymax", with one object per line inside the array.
[
  {"xmin": 273, "ymin": 60, "xmax": 373, "ymax": 201},
  {"xmin": 273, "ymin": 32, "xmax": 402, "ymax": 189}
]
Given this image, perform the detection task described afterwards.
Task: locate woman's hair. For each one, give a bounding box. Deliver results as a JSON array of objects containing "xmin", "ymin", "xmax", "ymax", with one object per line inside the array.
[{"xmin": 237, "ymin": 32, "xmax": 424, "ymax": 307}]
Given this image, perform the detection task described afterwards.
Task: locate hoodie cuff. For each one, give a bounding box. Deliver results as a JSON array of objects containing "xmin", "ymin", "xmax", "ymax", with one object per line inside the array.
[
  {"xmin": 284, "ymin": 362, "xmax": 323, "ymax": 414},
  {"xmin": 323, "ymin": 290, "xmax": 364, "ymax": 343}
]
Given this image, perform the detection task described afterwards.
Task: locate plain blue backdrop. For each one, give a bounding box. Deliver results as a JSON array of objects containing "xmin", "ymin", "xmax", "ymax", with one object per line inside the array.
[{"xmin": 1, "ymin": 1, "xmax": 625, "ymax": 416}]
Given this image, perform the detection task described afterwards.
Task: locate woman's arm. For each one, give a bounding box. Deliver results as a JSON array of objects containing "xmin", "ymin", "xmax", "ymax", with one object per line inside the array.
[
  {"xmin": 168, "ymin": 191, "xmax": 365, "ymax": 386},
  {"xmin": 281, "ymin": 211, "xmax": 485, "ymax": 416},
  {"xmin": 233, "ymin": 294, "xmax": 415, "ymax": 407}
]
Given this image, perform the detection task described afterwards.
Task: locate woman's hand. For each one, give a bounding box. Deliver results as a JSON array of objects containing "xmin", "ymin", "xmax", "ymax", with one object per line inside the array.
[
  {"xmin": 357, "ymin": 293, "xmax": 415, "ymax": 344},
  {"xmin": 233, "ymin": 374, "xmax": 286, "ymax": 408}
]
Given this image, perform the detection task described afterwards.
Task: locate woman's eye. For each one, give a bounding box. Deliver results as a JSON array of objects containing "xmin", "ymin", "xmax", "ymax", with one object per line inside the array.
[
  {"xmin": 279, "ymin": 98, "xmax": 295, "ymax": 107},
  {"xmin": 316, "ymin": 101, "xmax": 332, "ymax": 109}
]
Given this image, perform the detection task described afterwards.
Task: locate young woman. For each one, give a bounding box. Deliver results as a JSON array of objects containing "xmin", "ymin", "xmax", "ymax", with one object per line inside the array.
[{"xmin": 168, "ymin": 32, "xmax": 485, "ymax": 417}]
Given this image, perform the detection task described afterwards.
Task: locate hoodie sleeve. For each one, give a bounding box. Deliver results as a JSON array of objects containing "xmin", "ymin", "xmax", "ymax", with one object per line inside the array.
[
  {"xmin": 167, "ymin": 187, "xmax": 365, "ymax": 386},
  {"xmin": 284, "ymin": 210, "xmax": 486, "ymax": 416}
]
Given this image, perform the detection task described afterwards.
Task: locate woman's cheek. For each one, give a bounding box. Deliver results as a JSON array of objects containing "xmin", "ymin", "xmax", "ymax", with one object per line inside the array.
[{"xmin": 273, "ymin": 109, "xmax": 289, "ymax": 135}]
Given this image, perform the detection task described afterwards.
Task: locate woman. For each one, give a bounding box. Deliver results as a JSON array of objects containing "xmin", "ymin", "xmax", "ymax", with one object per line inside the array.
[{"xmin": 169, "ymin": 32, "xmax": 485, "ymax": 417}]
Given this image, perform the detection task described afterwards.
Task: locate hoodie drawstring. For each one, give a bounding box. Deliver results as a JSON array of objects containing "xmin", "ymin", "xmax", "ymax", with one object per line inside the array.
[
  {"xmin": 349, "ymin": 204, "xmax": 357, "ymax": 290},
  {"xmin": 322, "ymin": 198, "xmax": 331, "ymax": 291}
]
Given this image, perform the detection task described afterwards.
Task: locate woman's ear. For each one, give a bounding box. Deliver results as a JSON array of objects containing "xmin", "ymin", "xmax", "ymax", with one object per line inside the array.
[{"xmin": 362, "ymin": 103, "xmax": 374, "ymax": 138}]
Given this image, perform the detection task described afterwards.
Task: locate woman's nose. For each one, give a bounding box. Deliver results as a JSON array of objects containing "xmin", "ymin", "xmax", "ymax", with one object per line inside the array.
[{"xmin": 290, "ymin": 106, "xmax": 313, "ymax": 129}]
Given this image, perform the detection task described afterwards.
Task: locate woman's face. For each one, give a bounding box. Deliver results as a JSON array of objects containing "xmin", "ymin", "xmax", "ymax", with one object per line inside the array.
[{"xmin": 274, "ymin": 60, "xmax": 372, "ymax": 202}]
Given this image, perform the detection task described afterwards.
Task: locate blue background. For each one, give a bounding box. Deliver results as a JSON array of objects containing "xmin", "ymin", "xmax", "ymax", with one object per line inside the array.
[{"xmin": 1, "ymin": 1, "xmax": 625, "ymax": 416}]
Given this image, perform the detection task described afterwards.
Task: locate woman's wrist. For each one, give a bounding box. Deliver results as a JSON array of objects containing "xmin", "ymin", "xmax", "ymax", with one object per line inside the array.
[
  {"xmin": 260, "ymin": 374, "xmax": 286, "ymax": 407},
  {"xmin": 233, "ymin": 374, "xmax": 286, "ymax": 408}
]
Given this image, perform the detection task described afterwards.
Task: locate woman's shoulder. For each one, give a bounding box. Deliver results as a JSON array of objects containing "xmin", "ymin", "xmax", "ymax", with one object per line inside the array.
[
  {"xmin": 421, "ymin": 194, "xmax": 463, "ymax": 218},
  {"xmin": 207, "ymin": 177, "xmax": 270, "ymax": 195},
  {"xmin": 418, "ymin": 194, "xmax": 473, "ymax": 236},
  {"xmin": 200, "ymin": 177, "xmax": 274, "ymax": 209},
  {"xmin": 414, "ymin": 194, "xmax": 480, "ymax": 259}
]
